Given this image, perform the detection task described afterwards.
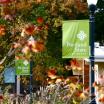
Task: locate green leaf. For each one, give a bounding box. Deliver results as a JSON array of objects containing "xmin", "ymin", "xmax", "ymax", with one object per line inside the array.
[{"xmin": 0, "ymin": 18, "xmax": 7, "ymax": 24}]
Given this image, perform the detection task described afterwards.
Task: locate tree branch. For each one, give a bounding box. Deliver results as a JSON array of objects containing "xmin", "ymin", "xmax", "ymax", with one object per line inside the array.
[{"xmin": 0, "ymin": 47, "xmax": 15, "ymax": 65}]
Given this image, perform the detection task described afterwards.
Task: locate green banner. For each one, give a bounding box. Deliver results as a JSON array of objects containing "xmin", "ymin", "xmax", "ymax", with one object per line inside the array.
[
  {"xmin": 62, "ymin": 20, "xmax": 89, "ymax": 58},
  {"xmin": 15, "ymin": 59, "xmax": 30, "ymax": 75}
]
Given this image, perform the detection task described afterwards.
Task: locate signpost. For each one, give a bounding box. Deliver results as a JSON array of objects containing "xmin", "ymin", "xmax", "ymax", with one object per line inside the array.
[{"xmin": 15, "ymin": 59, "xmax": 30, "ymax": 102}]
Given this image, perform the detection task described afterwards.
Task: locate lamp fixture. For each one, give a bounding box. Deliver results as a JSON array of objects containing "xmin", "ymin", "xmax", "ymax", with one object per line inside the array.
[{"xmin": 87, "ymin": 0, "xmax": 98, "ymax": 5}]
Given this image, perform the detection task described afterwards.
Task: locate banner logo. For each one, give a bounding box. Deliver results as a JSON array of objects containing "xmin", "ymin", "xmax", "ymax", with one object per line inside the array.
[{"xmin": 77, "ymin": 31, "xmax": 87, "ymax": 41}]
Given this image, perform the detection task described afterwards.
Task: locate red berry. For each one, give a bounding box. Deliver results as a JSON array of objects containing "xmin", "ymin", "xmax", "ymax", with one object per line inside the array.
[{"xmin": 36, "ymin": 17, "xmax": 44, "ymax": 24}]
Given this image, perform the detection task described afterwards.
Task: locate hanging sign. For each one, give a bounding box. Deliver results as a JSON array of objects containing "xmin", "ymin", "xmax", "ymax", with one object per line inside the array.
[
  {"xmin": 62, "ymin": 20, "xmax": 89, "ymax": 58},
  {"xmin": 4, "ymin": 67, "xmax": 15, "ymax": 83},
  {"xmin": 15, "ymin": 59, "xmax": 30, "ymax": 75}
]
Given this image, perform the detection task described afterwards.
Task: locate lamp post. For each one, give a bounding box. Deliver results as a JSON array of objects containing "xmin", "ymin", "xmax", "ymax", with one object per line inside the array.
[
  {"xmin": 30, "ymin": 58, "xmax": 34, "ymax": 104},
  {"xmin": 87, "ymin": 0, "xmax": 98, "ymax": 103}
]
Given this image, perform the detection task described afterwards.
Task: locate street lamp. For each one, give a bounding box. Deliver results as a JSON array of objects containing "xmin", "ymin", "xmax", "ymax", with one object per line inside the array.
[{"xmin": 87, "ymin": 0, "xmax": 98, "ymax": 103}]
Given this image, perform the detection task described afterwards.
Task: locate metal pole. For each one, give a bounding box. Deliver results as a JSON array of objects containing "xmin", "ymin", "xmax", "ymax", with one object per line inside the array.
[
  {"xmin": 30, "ymin": 59, "xmax": 34, "ymax": 104},
  {"xmin": 16, "ymin": 75, "xmax": 20, "ymax": 104},
  {"xmin": 89, "ymin": 4, "xmax": 96, "ymax": 104}
]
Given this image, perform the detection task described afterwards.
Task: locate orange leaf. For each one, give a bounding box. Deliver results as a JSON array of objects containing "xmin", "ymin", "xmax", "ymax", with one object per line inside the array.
[{"xmin": 24, "ymin": 24, "xmax": 35, "ymax": 35}]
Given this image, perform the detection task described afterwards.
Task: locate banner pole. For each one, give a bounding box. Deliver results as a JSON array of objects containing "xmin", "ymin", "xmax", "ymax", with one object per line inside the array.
[
  {"xmin": 30, "ymin": 59, "xmax": 34, "ymax": 104},
  {"xmin": 16, "ymin": 75, "xmax": 20, "ymax": 104}
]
